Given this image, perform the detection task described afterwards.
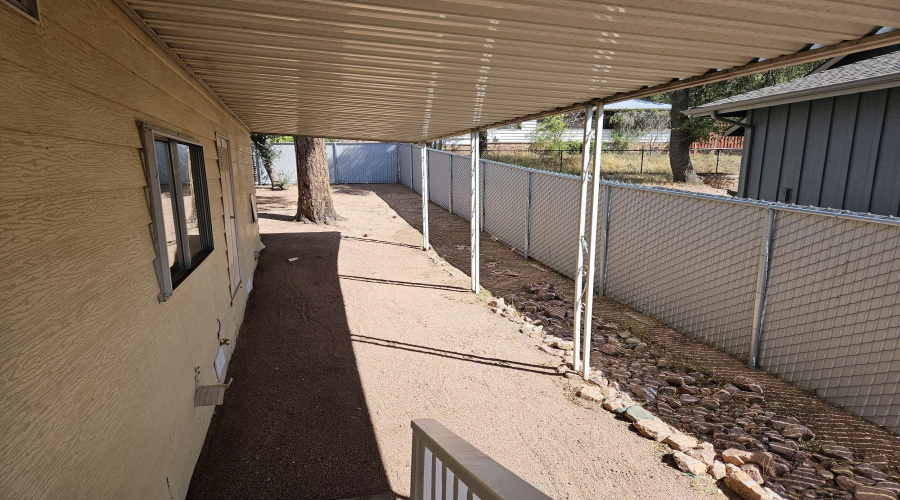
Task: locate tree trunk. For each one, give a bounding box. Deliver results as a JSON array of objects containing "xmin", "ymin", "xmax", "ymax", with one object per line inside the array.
[
  {"xmin": 669, "ymin": 89, "xmax": 701, "ymax": 184},
  {"xmin": 294, "ymin": 136, "xmax": 339, "ymax": 224},
  {"xmin": 262, "ymin": 161, "xmax": 275, "ymax": 189}
]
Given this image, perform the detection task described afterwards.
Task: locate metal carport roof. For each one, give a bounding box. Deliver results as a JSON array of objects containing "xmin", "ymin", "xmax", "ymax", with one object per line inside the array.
[{"xmin": 116, "ymin": 0, "xmax": 900, "ymax": 142}]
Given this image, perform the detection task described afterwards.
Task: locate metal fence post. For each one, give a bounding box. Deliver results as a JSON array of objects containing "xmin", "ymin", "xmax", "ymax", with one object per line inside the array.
[
  {"xmin": 572, "ymin": 104, "xmax": 596, "ymax": 374},
  {"xmin": 332, "ymin": 142, "xmax": 339, "ymax": 183},
  {"xmin": 525, "ymin": 171, "xmax": 532, "ymax": 259},
  {"xmin": 421, "ymin": 144, "xmax": 430, "ymax": 250},
  {"xmin": 715, "ymin": 148, "xmax": 721, "ymax": 174},
  {"xmin": 599, "ymin": 184, "xmax": 611, "ymax": 297},
  {"xmin": 749, "ymin": 208, "xmax": 776, "ymax": 368},
  {"xmin": 449, "ymin": 155, "xmax": 454, "ymax": 214},
  {"xmin": 640, "ymin": 149, "xmax": 644, "ymax": 173},
  {"xmin": 481, "ymin": 160, "xmax": 486, "ymax": 231}
]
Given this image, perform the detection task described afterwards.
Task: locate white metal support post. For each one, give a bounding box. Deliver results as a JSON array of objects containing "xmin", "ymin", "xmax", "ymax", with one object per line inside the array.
[
  {"xmin": 470, "ymin": 131, "xmax": 481, "ymax": 292},
  {"xmin": 420, "ymin": 143, "xmax": 430, "ymax": 250},
  {"xmin": 581, "ymin": 104, "xmax": 605, "ymax": 378},
  {"xmin": 572, "ymin": 105, "xmax": 595, "ymax": 373}
]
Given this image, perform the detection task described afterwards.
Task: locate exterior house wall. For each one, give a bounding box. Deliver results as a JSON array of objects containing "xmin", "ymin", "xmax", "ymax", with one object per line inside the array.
[
  {"xmin": 739, "ymin": 87, "xmax": 900, "ymax": 216},
  {"xmin": 0, "ymin": 0, "xmax": 261, "ymax": 498}
]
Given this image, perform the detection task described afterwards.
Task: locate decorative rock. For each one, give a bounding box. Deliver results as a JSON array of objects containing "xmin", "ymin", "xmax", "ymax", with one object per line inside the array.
[
  {"xmin": 623, "ymin": 405, "xmax": 656, "ymax": 422},
  {"xmin": 687, "ymin": 445, "xmax": 717, "ymax": 466},
  {"xmin": 553, "ymin": 339, "xmax": 575, "ymax": 350},
  {"xmin": 768, "ymin": 442, "xmax": 799, "ymax": 459},
  {"xmin": 876, "ymin": 483, "xmax": 900, "ymax": 496},
  {"xmin": 700, "ymin": 397, "xmax": 721, "ymax": 410},
  {"xmin": 854, "ymin": 485, "xmax": 899, "ymax": 500},
  {"xmin": 597, "ymin": 386, "xmax": 619, "ymax": 400},
  {"xmin": 742, "ymin": 463, "xmax": 765, "ymax": 484},
  {"xmin": 781, "ymin": 424, "xmax": 815, "ymax": 442},
  {"xmin": 487, "ymin": 298, "xmax": 506, "ymax": 309},
  {"xmin": 721, "ymin": 448, "xmax": 774, "ymax": 469},
  {"xmin": 733, "ymin": 375, "xmax": 764, "ymax": 394},
  {"xmin": 635, "ymin": 418, "xmax": 673, "ymax": 442},
  {"xmin": 624, "ymin": 337, "xmax": 641, "ymax": 345},
  {"xmin": 588, "ymin": 372, "xmax": 609, "ymax": 387},
  {"xmin": 820, "ymin": 445, "xmax": 854, "ymax": 462},
  {"xmin": 633, "ymin": 386, "xmax": 658, "ymax": 402},
  {"xmin": 770, "ymin": 416, "xmax": 799, "ymax": 430},
  {"xmin": 680, "ymin": 394, "xmax": 700, "ymax": 404},
  {"xmin": 603, "ymin": 398, "xmax": 625, "ymax": 412},
  {"xmin": 600, "ymin": 344, "xmax": 624, "ymax": 356},
  {"xmin": 865, "ymin": 455, "xmax": 890, "ymax": 471},
  {"xmin": 709, "ymin": 461, "xmax": 728, "ymax": 480},
  {"xmin": 576, "ymin": 386, "xmax": 605, "ymax": 403},
  {"xmin": 539, "ymin": 345, "xmax": 565, "ymax": 357},
  {"xmin": 725, "ymin": 468, "xmax": 776, "ymax": 500},
  {"xmin": 855, "ymin": 464, "xmax": 890, "ymax": 482},
  {"xmin": 663, "ymin": 433, "xmax": 698, "ymax": 452},
  {"xmin": 836, "ymin": 475, "xmax": 861, "ymax": 493},
  {"xmin": 673, "ymin": 451, "xmax": 708, "ymax": 476}
]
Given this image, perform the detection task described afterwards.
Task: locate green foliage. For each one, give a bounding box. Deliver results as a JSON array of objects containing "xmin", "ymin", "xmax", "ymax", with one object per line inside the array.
[
  {"xmin": 647, "ymin": 61, "xmax": 823, "ymax": 143},
  {"xmin": 250, "ymin": 133, "xmax": 281, "ymax": 167},
  {"xmin": 270, "ymin": 173, "xmax": 290, "ymax": 190},
  {"xmin": 530, "ymin": 115, "xmax": 569, "ymax": 150},
  {"xmin": 609, "ymin": 109, "xmax": 670, "ymax": 149}
]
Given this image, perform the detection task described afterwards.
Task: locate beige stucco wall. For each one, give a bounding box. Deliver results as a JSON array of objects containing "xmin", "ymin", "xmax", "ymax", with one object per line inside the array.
[{"xmin": 0, "ymin": 0, "xmax": 261, "ymax": 497}]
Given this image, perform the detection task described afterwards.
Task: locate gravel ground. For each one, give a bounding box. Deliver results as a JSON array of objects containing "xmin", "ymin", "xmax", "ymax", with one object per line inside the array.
[{"xmin": 187, "ymin": 184, "xmax": 721, "ymax": 500}]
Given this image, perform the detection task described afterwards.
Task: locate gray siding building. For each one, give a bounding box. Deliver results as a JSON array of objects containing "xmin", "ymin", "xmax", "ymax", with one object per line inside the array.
[{"xmin": 688, "ymin": 50, "xmax": 900, "ymax": 216}]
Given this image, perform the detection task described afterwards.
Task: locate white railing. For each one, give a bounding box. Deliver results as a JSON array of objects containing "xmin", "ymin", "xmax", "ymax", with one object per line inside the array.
[{"xmin": 410, "ymin": 419, "xmax": 552, "ymax": 500}]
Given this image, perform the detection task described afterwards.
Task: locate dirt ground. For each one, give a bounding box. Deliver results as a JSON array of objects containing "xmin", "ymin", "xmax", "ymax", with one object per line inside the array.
[
  {"xmin": 385, "ymin": 185, "xmax": 900, "ymax": 464},
  {"xmin": 187, "ymin": 184, "xmax": 725, "ymax": 500}
]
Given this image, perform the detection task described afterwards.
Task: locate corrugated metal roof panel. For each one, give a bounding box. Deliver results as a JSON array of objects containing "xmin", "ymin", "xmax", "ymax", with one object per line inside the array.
[{"xmin": 121, "ymin": 0, "xmax": 900, "ymax": 141}]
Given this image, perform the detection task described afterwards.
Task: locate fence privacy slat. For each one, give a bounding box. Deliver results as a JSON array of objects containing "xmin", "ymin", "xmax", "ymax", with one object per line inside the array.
[{"xmin": 332, "ymin": 143, "xmax": 900, "ymax": 434}]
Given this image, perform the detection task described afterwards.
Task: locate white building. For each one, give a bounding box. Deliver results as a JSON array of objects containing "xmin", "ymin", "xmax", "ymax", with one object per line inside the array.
[{"xmin": 443, "ymin": 99, "xmax": 671, "ymax": 148}]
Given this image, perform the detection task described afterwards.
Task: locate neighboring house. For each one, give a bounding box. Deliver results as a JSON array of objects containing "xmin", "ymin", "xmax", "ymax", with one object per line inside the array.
[
  {"xmin": 444, "ymin": 99, "xmax": 672, "ymax": 148},
  {"xmin": 688, "ymin": 48, "xmax": 900, "ymax": 216}
]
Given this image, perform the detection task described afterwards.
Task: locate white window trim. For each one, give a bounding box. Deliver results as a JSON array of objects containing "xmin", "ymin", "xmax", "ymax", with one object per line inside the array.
[{"xmin": 139, "ymin": 122, "xmax": 210, "ymax": 302}]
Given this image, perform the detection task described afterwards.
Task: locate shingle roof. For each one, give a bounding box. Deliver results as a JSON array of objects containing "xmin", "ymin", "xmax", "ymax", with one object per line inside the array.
[{"xmin": 688, "ymin": 50, "xmax": 900, "ymax": 116}]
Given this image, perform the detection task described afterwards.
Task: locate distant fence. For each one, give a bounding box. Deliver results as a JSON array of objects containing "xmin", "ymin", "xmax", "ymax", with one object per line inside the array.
[
  {"xmin": 479, "ymin": 148, "xmax": 741, "ymax": 176},
  {"xmin": 257, "ymin": 142, "xmax": 398, "ymax": 185},
  {"xmin": 393, "ymin": 143, "xmax": 899, "ymax": 435}
]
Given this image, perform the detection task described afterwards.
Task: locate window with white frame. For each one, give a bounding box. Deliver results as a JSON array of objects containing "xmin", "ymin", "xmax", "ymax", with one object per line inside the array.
[{"xmin": 139, "ymin": 123, "xmax": 214, "ymax": 301}]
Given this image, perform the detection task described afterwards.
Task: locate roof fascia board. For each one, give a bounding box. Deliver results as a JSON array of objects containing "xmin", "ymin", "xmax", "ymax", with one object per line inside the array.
[{"xmin": 685, "ymin": 74, "xmax": 900, "ymax": 117}]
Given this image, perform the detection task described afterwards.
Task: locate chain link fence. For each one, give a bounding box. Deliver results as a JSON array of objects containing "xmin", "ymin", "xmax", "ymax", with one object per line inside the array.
[
  {"xmin": 479, "ymin": 147, "xmax": 742, "ymax": 177},
  {"xmin": 395, "ymin": 143, "xmax": 898, "ymax": 434},
  {"xmin": 257, "ymin": 142, "xmax": 398, "ymax": 185}
]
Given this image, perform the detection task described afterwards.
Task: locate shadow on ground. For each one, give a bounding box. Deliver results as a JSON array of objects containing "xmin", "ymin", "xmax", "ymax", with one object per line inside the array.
[
  {"xmin": 187, "ymin": 231, "xmax": 392, "ymax": 500},
  {"xmin": 373, "ymin": 183, "xmax": 900, "ymax": 467}
]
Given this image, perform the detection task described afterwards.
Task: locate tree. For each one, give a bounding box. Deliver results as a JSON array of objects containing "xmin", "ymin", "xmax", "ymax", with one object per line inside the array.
[
  {"xmin": 669, "ymin": 89, "xmax": 701, "ymax": 183},
  {"xmin": 650, "ymin": 61, "xmax": 823, "ymax": 183},
  {"xmin": 530, "ymin": 115, "xmax": 569, "ymax": 151},
  {"xmin": 294, "ymin": 136, "xmax": 339, "ymax": 224},
  {"xmin": 608, "ymin": 109, "xmax": 670, "ymax": 150},
  {"xmin": 250, "ymin": 133, "xmax": 279, "ymax": 189}
]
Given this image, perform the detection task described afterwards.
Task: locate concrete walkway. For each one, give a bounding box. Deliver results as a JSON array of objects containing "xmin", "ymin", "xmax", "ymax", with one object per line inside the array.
[{"xmin": 188, "ymin": 184, "xmax": 719, "ymax": 500}]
